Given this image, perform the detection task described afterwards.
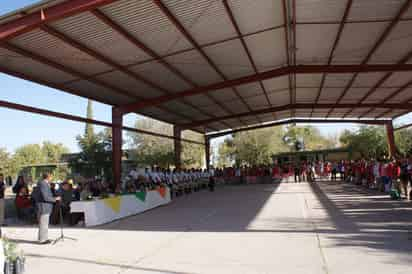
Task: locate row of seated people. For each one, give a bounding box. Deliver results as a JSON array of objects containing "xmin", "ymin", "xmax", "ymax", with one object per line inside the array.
[
  {"xmin": 125, "ymin": 167, "xmax": 214, "ymax": 198},
  {"xmin": 14, "ymin": 168, "xmax": 215, "ymax": 225}
]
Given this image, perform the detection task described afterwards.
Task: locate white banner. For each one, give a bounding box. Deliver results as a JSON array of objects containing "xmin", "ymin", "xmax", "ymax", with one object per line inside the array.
[{"xmin": 70, "ymin": 188, "xmax": 171, "ymax": 227}]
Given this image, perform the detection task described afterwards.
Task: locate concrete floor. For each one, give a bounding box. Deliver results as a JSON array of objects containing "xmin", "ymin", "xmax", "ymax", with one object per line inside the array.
[{"xmin": 3, "ymin": 181, "xmax": 412, "ymax": 274}]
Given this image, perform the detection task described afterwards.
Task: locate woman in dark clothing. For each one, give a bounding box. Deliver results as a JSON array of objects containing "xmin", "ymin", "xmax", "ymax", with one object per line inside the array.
[{"xmin": 12, "ymin": 176, "xmax": 26, "ymax": 194}]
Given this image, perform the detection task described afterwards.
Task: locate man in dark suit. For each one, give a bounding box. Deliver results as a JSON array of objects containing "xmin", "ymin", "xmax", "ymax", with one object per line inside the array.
[
  {"xmin": 37, "ymin": 173, "xmax": 60, "ymax": 244},
  {"xmin": 0, "ymin": 174, "xmax": 5, "ymax": 226}
]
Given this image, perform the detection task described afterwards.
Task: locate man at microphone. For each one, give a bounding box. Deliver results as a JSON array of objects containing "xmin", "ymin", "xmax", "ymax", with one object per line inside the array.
[{"xmin": 36, "ymin": 173, "xmax": 60, "ymax": 244}]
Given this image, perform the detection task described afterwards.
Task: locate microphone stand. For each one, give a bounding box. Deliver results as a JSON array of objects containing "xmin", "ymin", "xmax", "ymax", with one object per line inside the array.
[{"xmin": 53, "ymin": 201, "xmax": 77, "ymax": 245}]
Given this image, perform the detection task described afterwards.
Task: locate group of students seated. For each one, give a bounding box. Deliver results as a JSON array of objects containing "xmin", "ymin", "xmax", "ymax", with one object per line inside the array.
[
  {"xmin": 10, "ymin": 166, "xmax": 215, "ymax": 225},
  {"xmin": 125, "ymin": 167, "xmax": 214, "ymax": 198}
]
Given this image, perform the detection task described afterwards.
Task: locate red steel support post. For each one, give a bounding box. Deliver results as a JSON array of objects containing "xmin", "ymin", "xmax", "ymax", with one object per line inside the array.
[
  {"xmin": 386, "ymin": 121, "xmax": 396, "ymax": 158},
  {"xmin": 112, "ymin": 107, "xmax": 123, "ymax": 189},
  {"xmin": 205, "ymin": 136, "xmax": 211, "ymax": 170},
  {"xmin": 173, "ymin": 126, "xmax": 182, "ymax": 170}
]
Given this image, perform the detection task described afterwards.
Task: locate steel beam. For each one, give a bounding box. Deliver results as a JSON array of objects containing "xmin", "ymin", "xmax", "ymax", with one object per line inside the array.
[
  {"xmin": 394, "ymin": 122, "xmax": 412, "ymax": 131},
  {"xmin": 311, "ymin": 0, "xmax": 353, "ymax": 117},
  {"xmin": 153, "ymin": 0, "xmax": 249, "ymax": 126},
  {"xmin": 205, "ymin": 136, "xmax": 211, "ymax": 170},
  {"xmin": 386, "ymin": 121, "xmax": 397, "ymax": 158},
  {"xmin": 3, "ymin": 32, "xmax": 203, "ymax": 128},
  {"xmin": 173, "ymin": 125, "xmax": 182, "ymax": 170},
  {"xmin": 119, "ymin": 64, "xmax": 412, "ymax": 114},
  {"xmin": 0, "ymin": 0, "xmax": 119, "ymax": 42},
  {"xmin": 0, "ymin": 99, "xmax": 204, "ymax": 145},
  {"xmin": 180, "ymin": 103, "xmax": 412, "ymax": 129},
  {"xmin": 90, "ymin": 9, "xmax": 228, "ymax": 130},
  {"xmin": 327, "ymin": 0, "xmax": 412, "ymax": 118},
  {"xmin": 207, "ymin": 118, "xmax": 389, "ymax": 139},
  {"xmin": 282, "ymin": 0, "xmax": 292, "ymax": 120},
  {"xmin": 359, "ymin": 77, "xmax": 412, "ymax": 118},
  {"xmin": 223, "ymin": 0, "xmax": 274, "ymax": 120},
  {"xmin": 112, "ymin": 107, "xmax": 122, "ymax": 188}
]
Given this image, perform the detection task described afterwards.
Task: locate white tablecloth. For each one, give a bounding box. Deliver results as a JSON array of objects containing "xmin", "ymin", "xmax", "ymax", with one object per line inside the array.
[{"xmin": 71, "ymin": 188, "xmax": 171, "ymax": 227}]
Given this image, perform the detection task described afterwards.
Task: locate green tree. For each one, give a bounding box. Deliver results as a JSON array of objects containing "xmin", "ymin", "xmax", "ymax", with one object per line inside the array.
[
  {"xmin": 218, "ymin": 127, "xmax": 288, "ymax": 167},
  {"xmin": 13, "ymin": 144, "xmax": 45, "ymax": 167},
  {"xmin": 217, "ymin": 125, "xmax": 337, "ymax": 167},
  {"xmin": 70, "ymin": 100, "xmax": 112, "ymax": 179},
  {"xmin": 127, "ymin": 119, "xmax": 174, "ymax": 167},
  {"xmin": 41, "ymin": 141, "xmax": 69, "ymax": 163},
  {"xmin": 283, "ymin": 125, "xmax": 336, "ymax": 151},
  {"xmin": 182, "ymin": 131, "xmax": 205, "ymax": 168},
  {"xmin": 395, "ymin": 128, "xmax": 412, "ymax": 156},
  {"xmin": 340, "ymin": 126, "xmax": 388, "ymax": 159},
  {"xmin": 0, "ymin": 148, "xmax": 18, "ymax": 176}
]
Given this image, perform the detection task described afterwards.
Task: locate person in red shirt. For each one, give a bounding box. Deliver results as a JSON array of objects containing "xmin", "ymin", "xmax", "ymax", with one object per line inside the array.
[{"xmin": 16, "ymin": 186, "xmax": 34, "ymax": 221}]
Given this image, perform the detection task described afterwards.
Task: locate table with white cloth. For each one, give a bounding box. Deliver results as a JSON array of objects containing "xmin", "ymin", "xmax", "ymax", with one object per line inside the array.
[{"xmin": 70, "ymin": 187, "xmax": 171, "ymax": 227}]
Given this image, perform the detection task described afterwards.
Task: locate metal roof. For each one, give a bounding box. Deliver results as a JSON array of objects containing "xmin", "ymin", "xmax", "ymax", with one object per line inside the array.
[{"xmin": 1, "ymin": 0, "xmax": 412, "ymax": 135}]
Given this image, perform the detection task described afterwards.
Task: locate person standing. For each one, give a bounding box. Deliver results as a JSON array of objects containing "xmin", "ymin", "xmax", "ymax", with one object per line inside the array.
[
  {"xmin": 0, "ymin": 174, "xmax": 6, "ymax": 226},
  {"xmin": 36, "ymin": 173, "xmax": 60, "ymax": 244}
]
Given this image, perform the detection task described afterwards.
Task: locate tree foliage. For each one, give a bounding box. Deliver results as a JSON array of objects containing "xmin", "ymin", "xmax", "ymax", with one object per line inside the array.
[
  {"xmin": 339, "ymin": 126, "xmax": 388, "ymax": 159},
  {"xmin": 216, "ymin": 125, "xmax": 337, "ymax": 167},
  {"xmin": 395, "ymin": 127, "xmax": 412, "ymax": 156},
  {"xmin": 127, "ymin": 118, "xmax": 204, "ymax": 168},
  {"xmin": 0, "ymin": 142, "xmax": 70, "ymax": 178}
]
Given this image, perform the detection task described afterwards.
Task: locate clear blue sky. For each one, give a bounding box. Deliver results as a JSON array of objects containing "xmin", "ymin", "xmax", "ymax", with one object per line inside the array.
[{"xmin": 1, "ymin": 1, "xmax": 411, "ymax": 153}]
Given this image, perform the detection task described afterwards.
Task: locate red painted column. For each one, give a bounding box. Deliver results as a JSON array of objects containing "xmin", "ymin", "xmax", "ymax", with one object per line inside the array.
[
  {"xmin": 205, "ymin": 136, "xmax": 211, "ymax": 170},
  {"xmin": 173, "ymin": 125, "xmax": 182, "ymax": 169},
  {"xmin": 386, "ymin": 121, "xmax": 396, "ymax": 158},
  {"xmin": 112, "ymin": 107, "xmax": 123, "ymax": 189}
]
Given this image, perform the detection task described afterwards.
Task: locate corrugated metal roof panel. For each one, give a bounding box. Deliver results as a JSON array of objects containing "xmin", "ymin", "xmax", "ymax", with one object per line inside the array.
[
  {"xmin": 296, "ymin": 0, "xmax": 347, "ymax": 22},
  {"xmin": 333, "ymin": 22, "xmax": 388, "ymax": 64},
  {"xmin": 297, "ymin": 74, "xmax": 323, "ymax": 87},
  {"xmin": 388, "ymin": 87, "xmax": 412, "ymax": 103},
  {"xmin": 318, "ymin": 87, "xmax": 344, "ymax": 103},
  {"xmin": 370, "ymin": 21, "xmax": 412, "ymax": 63},
  {"xmin": 235, "ymin": 82, "xmax": 264, "ymax": 98},
  {"xmin": 366, "ymin": 88, "xmax": 398, "ymax": 103},
  {"xmin": 296, "ymin": 88, "xmax": 318, "ymax": 103},
  {"xmin": 64, "ymin": 79, "xmax": 131, "ymax": 105},
  {"xmin": 323, "ymin": 73, "xmax": 354, "ymax": 87},
  {"xmin": 198, "ymin": 104, "xmax": 229, "ymax": 117},
  {"xmin": 129, "ymin": 61, "xmax": 191, "ymax": 93},
  {"xmin": 164, "ymin": 49, "xmax": 222, "ymax": 86},
  {"xmin": 297, "ymin": 24, "xmax": 339, "ymax": 65},
  {"xmin": 208, "ymin": 88, "xmax": 239, "ymax": 102},
  {"xmin": 352, "ymin": 72, "xmax": 387, "ymax": 87},
  {"xmin": 94, "ymin": 70, "xmax": 164, "ymax": 99},
  {"xmin": 203, "ymin": 38, "xmax": 254, "ymax": 80},
  {"xmin": 247, "ymin": 94, "xmax": 270, "ymax": 109},
  {"xmin": 340, "ymin": 88, "xmax": 370, "ymax": 103},
  {"xmin": 262, "ymin": 76, "xmax": 289, "ymax": 91},
  {"xmin": 348, "ymin": 0, "xmax": 407, "ymax": 21},
  {"xmin": 223, "ymin": 99, "xmax": 249, "ymax": 114},
  {"xmin": 51, "ymin": 11, "xmax": 150, "ymax": 66},
  {"xmin": 10, "ymin": 28, "xmax": 112, "ymax": 75},
  {"xmin": 384, "ymin": 71, "xmax": 412, "ymax": 87},
  {"xmin": 268, "ymin": 89, "xmax": 290, "ymax": 106},
  {"xmin": 229, "ymin": 0, "xmax": 284, "ymax": 34},
  {"xmin": 182, "ymin": 94, "xmax": 216, "ymax": 108},
  {"xmin": 164, "ymin": 0, "xmax": 237, "ymax": 45},
  {"xmin": 101, "ymin": 0, "xmax": 192, "ymax": 55},
  {"xmin": 0, "ymin": 47, "xmax": 76, "ymax": 84},
  {"xmin": 245, "ymin": 28, "xmax": 286, "ymax": 72}
]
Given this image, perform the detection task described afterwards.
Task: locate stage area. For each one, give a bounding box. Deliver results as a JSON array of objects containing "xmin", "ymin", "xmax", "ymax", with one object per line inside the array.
[{"xmin": 3, "ymin": 181, "xmax": 412, "ymax": 274}]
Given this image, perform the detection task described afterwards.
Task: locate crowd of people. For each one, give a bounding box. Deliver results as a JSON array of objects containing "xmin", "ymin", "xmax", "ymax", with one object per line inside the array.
[
  {"xmin": 0, "ymin": 166, "xmax": 215, "ymax": 241},
  {"xmin": 213, "ymin": 158, "xmax": 412, "ymax": 200},
  {"xmin": 1, "ymin": 157, "xmax": 411, "ymax": 243},
  {"xmin": 125, "ymin": 167, "xmax": 214, "ymax": 197}
]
